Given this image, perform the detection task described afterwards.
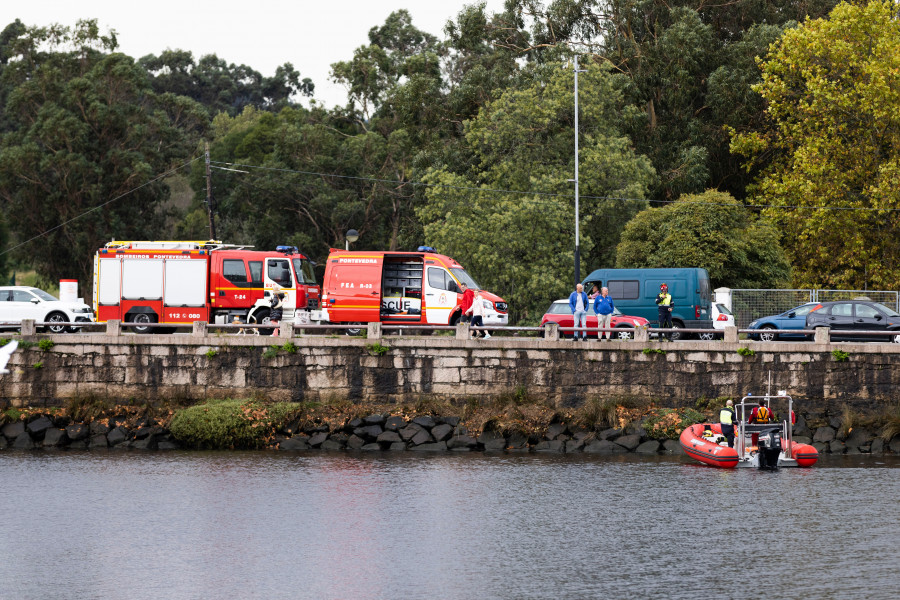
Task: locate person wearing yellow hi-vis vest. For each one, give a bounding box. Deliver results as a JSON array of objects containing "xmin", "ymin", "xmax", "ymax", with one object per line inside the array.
[
  {"xmin": 655, "ymin": 283, "xmax": 674, "ymax": 341},
  {"xmin": 719, "ymin": 399, "xmax": 737, "ymax": 448}
]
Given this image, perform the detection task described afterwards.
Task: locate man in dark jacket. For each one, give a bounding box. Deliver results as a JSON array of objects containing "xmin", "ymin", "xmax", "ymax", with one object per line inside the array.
[{"xmin": 655, "ymin": 283, "xmax": 674, "ymax": 340}]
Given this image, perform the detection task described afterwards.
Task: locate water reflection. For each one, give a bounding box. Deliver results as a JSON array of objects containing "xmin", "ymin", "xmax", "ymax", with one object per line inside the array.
[{"xmin": 0, "ymin": 452, "xmax": 896, "ymax": 599}]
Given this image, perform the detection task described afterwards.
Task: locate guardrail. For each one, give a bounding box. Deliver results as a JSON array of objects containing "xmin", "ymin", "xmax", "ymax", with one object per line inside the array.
[{"xmin": 5, "ymin": 320, "xmax": 900, "ymax": 345}]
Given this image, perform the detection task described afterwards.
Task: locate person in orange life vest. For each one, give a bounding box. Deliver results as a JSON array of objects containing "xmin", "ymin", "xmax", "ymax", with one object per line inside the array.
[
  {"xmin": 655, "ymin": 283, "xmax": 674, "ymax": 341},
  {"xmin": 748, "ymin": 399, "xmax": 772, "ymax": 447},
  {"xmin": 748, "ymin": 399, "xmax": 772, "ymax": 423},
  {"xmin": 459, "ymin": 282, "xmax": 474, "ymax": 324}
]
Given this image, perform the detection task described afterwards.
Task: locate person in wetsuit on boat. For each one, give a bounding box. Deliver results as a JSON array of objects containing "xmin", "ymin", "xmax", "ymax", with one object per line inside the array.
[{"xmin": 719, "ymin": 399, "xmax": 737, "ymax": 448}]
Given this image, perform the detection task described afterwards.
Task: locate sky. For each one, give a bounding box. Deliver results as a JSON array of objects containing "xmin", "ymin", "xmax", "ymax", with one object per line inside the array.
[{"xmin": 10, "ymin": 0, "xmax": 506, "ymax": 108}]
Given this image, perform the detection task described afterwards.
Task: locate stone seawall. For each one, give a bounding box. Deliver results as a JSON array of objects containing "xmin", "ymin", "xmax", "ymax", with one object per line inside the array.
[{"xmin": 2, "ymin": 333, "xmax": 900, "ymax": 411}]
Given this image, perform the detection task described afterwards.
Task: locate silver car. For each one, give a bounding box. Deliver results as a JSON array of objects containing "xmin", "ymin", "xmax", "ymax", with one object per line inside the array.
[{"xmin": 0, "ymin": 286, "xmax": 94, "ymax": 333}]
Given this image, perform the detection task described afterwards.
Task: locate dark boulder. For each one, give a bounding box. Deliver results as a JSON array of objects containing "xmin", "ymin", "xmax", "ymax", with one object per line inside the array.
[
  {"xmin": 90, "ymin": 422, "xmax": 110, "ymax": 436},
  {"xmin": 439, "ymin": 416, "xmax": 461, "ymax": 427},
  {"xmin": 132, "ymin": 427, "xmax": 153, "ymax": 440},
  {"xmin": 829, "ymin": 440, "xmax": 846, "ymax": 454},
  {"xmin": 599, "ymin": 428, "xmax": 623, "ymax": 440},
  {"xmin": 447, "ymin": 435, "xmax": 477, "ymax": 449},
  {"xmin": 27, "ymin": 416, "xmax": 54, "ymax": 438},
  {"xmin": 477, "ymin": 431, "xmax": 506, "ymax": 451},
  {"xmin": 330, "ymin": 432, "xmax": 350, "ymax": 445},
  {"xmin": 662, "ymin": 440, "xmax": 681, "ymax": 454},
  {"xmin": 615, "ymin": 434, "xmax": 642, "ymax": 451},
  {"xmin": 0, "ymin": 437, "xmax": 7, "ymax": 450},
  {"xmin": 565, "ymin": 438, "xmax": 585, "ymax": 453},
  {"xmin": 132, "ymin": 437, "xmax": 159, "ymax": 451},
  {"xmin": 411, "ymin": 441, "xmax": 447, "ymax": 452},
  {"xmin": 507, "ymin": 431, "xmax": 528, "ymax": 449},
  {"xmin": 363, "ymin": 414, "xmax": 386, "ymax": 426},
  {"xmin": 399, "ymin": 425, "xmax": 422, "ymax": 441},
  {"xmin": 2, "ymin": 421, "xmax": 25, "ymax": 440},
  {"xmin": 584, "ymin": 440, "xmax": 628, "ymax": 454},
  {"xmin": 870, "ymin": 438, "xmax": 884, "ymax": 454},
  {"xmin": 890, "ymin": 438, "xmax": 900, "ymax": 454},
  {"xmin": 12, "ymin": 432, "xmax": 35, "ymax": 449},
  {"xmin": 107, "ymin": 426, "xmax": 129, "ymax": 446},
  {"xmin": 389, "ymin": 442, "xmax": 407, "ymax": 451},
  {"xmin": 535, "ymin": 440, "xmax": 564, "ymax": 453},
  {"xmin": 384, "ymin": 416, "xmax": 406, "ymax": 432},
  {"xmin": 792, "ymin": 414, "xmax": 812, "ymax": 438},
  {"xmin": 635, "ymin": 440, "xmax": 661, "ymax": 454},
  {"xmin": 411, "ymin": 429, "xmax": 434, "ymax": 446},
  {"xmin": 547, "ymin": 423, "xmax": 568, "ymax": 440},
  {"xmin": 431, "ymin": 423, "xmax": 453, "ymax": 442},
  {"xmin": 412, "ymin": 415, "xmax": 436, "ymax": 429},
  {"xmin": 157, "ymin": 441, "xmax": 180, "ymax": 450},
  {"xmin": 359, "ymin": 425, "xmax": 384, "ymax": 440},
  {"xmin": 347, "ymin": 417, "xmax": 364, "ymax": 429},
  {"xmin": 65, "ymin": 424, "xmax": 89, "ymax": 441},
  {"xmin": 280, "ymin": 437, "xmax": 310, "ymax": 451},
  {"xmin": 376, "ymin": 431, "xmax": 402, "ymax": 444},
  {"xmin": 346, "ymin": 435, "xmax": 365, "ymax": 450},
  {"xmin": 845, "ymin": 428, "xmax": 874, "ymax": 451},
  {"xmin": 321, "ymin": 439, "xmax": 344, "ymax": 450},
  {"xmin": 813, "ymin": 427, "xmax": 835, "ymax": 443},
  {"xmin": 308, "ymin": 432, "xmax": 329, "ymax": 447},
  {"xmin": 43, "ymin": 428, "xmax": 69, "ymax": 447},
  {"xmin": 360, "ymin": 443, "xmax": 381, "ymax": 451}
]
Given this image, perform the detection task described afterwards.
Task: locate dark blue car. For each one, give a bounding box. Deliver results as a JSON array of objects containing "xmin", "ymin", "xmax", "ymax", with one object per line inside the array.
[{"xmin": 747, "ymin": 303, "xmax": 818, "ymax": 341}]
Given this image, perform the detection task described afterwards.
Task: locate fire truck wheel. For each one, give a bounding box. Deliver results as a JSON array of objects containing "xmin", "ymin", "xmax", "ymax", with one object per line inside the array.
[
  {"xmin": 131, "ymin": 313, "xmax": 156, "ymax": 334},
  {"xmin": 345, "ymin": 323, "xmax": 363, "ymax": 336},
  {"xmin": 45, "ymin": 312, "xmax": 69, "ymax": 334}
]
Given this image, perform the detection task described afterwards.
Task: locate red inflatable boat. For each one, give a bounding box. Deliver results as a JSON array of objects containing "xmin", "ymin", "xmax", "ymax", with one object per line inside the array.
[{"xmin": 680, "ymin": 395, "xmax": 818, "ymax": 469}]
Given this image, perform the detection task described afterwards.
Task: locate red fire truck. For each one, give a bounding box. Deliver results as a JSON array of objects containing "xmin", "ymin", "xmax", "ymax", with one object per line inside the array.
[
  {"xmin": 93, "ymin": 241, "xmax": 319, "ymax": 332},
  {"xmin": 320, "ymin": 247, "xmax": 508, "ymax": 331}
]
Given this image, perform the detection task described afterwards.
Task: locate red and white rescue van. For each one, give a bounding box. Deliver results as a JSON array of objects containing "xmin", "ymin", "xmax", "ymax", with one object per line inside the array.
[
  {"xmin": 93, "ymin": 241, "xmax": 319, "ymax": 332},
  {"xmin": 320, "ymin": 248, "xmax": 508, "ymax": 329}
]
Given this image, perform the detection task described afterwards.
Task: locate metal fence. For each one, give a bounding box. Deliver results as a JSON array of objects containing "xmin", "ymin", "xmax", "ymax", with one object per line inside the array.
[{"xmin": 729, "ymin": 289, "xmax": 900, "ymax": 328}]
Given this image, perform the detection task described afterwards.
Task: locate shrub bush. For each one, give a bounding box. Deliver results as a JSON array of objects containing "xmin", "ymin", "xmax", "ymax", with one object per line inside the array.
[{"xmin": 169, "ymin": 399, "xmax": 303, "ymax": 449}]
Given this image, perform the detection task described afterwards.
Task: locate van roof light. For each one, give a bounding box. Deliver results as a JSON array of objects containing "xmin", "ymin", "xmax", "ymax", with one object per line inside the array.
[
  {"xmin": 417, "ymin": 246, "xmax": 436, "ymax": 253},
  {"xmin": 276, "ymin": 245, "xmax": 298, "ymax": 254}
]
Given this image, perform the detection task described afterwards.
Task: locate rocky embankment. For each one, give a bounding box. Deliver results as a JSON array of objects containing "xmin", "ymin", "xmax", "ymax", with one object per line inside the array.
[{"xmin": 2, "ymin": 409, "xmax": 899, "ymax": 455}]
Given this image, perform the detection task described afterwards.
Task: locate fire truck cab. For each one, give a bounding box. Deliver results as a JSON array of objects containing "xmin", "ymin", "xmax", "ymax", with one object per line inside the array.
[
  {"xmin": 320, "ymin": 247, "xmax": 508, "ymax": 329},
  {"xmin": 93, "ymin": 241, "xmax": 319, "ymax": 332}
]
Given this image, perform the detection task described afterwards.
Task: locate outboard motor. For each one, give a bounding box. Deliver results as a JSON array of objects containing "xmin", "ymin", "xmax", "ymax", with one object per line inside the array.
[{"xmin": 756, "ymin": 428, "xmax": 782, "ymax": 469}]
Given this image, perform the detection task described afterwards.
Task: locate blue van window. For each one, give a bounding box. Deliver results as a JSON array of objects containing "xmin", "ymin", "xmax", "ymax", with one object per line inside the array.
[{"xmin": 608, "ymin": 280, "xmax": 639, "ymax": 300}]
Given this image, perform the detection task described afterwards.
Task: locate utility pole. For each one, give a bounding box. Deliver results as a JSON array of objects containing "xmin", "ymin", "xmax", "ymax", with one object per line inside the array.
[
  {"xmin": 205, "ymin": 141, "xmax": 217, "ymax": 241},
  {"xmin": 573, "ymin": 55, "xmax": 586, "ymax": 287}
]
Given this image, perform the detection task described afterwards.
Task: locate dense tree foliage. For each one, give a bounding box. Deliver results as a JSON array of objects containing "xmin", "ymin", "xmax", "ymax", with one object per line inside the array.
[
  {"xmin": 419, "ymin": 62, "xmax": 655, "ymax": 322},
  {"xmin": 139, "ymin": 50, "xmax": 313, "ymax": 117},
  {"xmin": 0, "ymin": 20, "xmax": 207, "ymax": 292},
  {"xmin": 616, "ymin": 191, "xmax": 791, "ymax": 289},
  {"xmin": 731, "ymin": 1, "xmax": 900, "ymax": 290}
]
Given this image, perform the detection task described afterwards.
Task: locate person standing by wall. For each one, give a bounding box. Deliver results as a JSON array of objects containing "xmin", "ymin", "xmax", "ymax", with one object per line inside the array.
[
  {"xmin": 469, "ymin": 290, "xmax": 490, "ymax": 339},
  {"xmin": 655, "ymin": 283, "xmax": 674, "ymax": 341},
  {"xmin": 569, "ymin": 283, "xmax": 589, "ymax": 341},
  {"xmin": 594, "ymin": 286, "xmax": 615, "ymax": 341},
  {"xmin": 269, "ymin": 286, "xmax": 285, "ymax": 336},
  {"xmin": 719, "ymin": 399, "xmax": 737, "ymax": 448},
  {"xmin": 459, "ymin": 282, "xmax": 474, "ymax": 324}
]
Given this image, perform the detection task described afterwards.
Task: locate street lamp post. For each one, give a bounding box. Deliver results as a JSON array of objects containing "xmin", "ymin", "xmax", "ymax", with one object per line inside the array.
[
  {"xmin": 572, "ymin": 55, "xmax": 587, "ymax": 287},
  {"xmin": 345, "ymin": 229, "xmax": 359, "ymax": 251}
]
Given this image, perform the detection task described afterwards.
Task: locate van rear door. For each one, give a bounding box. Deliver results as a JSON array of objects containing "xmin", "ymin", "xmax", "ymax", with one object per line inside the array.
[{"xmin": 325, "ymin": 255, "xmax": 383, "ymax": 323}]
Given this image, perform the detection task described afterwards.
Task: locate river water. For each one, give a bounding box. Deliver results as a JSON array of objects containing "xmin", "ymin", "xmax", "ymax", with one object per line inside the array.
[{"xmin": 0, "ymin": 451, "xmax": 897, "ymax": 599}]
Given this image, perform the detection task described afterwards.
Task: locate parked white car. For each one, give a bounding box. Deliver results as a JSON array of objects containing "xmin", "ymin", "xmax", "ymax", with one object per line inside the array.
[{"xmin": 0, "ymin": 286, "xmax": 94, "ymax": 333}]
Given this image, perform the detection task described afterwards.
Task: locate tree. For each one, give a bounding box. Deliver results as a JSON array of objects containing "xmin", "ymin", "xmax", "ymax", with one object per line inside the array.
[
  {"xmin": 418, "ymin": 61, "xmax": 655, "ymax": 323},
  {"xmin": 616, "ymin": 190, "xmax": 791, "ymax": 289},
  {"xmin": 0, "ymin": 20, "xmax": 208, "ymax": 293},
  {"xmin": 497, "ymin": 0, "xmax": 840, "ymax": 201},
  {"xmin": 139, "ymin": 50, "xmax": 313, "ymax": 117},
  {"xmin": 731, "ymin": 1, "xmax": 900, "ymax": 290}
]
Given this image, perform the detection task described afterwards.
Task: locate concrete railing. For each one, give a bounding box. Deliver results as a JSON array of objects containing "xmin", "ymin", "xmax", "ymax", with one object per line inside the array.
[{"xmin": 10, "ymin": 320, "xmax": 900, "ymax": 347}]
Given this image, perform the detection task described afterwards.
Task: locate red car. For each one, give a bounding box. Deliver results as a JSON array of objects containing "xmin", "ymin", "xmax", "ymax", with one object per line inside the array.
[{"xmin": 540, "ymin": 299, "xmax": 650, "ymax": 339}]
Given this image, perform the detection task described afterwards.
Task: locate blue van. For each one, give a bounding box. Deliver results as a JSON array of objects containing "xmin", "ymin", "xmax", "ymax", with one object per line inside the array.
[{"xmin": 582, "ymin": 268, "xmax": 714, "ymax": 339}]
